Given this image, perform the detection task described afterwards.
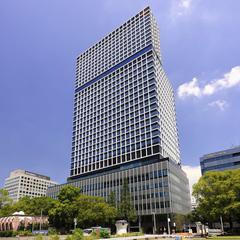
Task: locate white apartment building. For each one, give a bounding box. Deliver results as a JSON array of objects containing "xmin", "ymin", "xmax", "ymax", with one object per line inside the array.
[{"xmin": 4, "ymin": 169, "xmax": 57, "ymax": 202}]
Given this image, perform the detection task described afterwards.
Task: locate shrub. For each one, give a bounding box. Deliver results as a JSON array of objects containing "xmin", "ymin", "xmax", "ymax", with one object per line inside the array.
[
  {"xmin": 100, "ymin": 229, "xmax": 110, "ymax": 238},
  {"xmin": 72, "ymin": 228, "xmax": 84, "ymax": 240},
  {"xmin": 18, "ymin": 230, "xmax": 33, "ymax": 236},
  {"xmin": 48, "ymin": 227, "xmax": 57, "ymax": 235},
  {"xmin": 0, "ymin": 230, "xmax": 17, "ymax": 237},
  {"xmin": 35, "ymin": 234, "xmax": 44, "ymax": 240},
  {"xmin": 49, "ymin": 234, "xmax": 60, "ymax": 240}
]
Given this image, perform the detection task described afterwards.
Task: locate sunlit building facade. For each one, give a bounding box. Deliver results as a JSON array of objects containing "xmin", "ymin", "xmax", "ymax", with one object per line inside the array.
[
  {"xmin": 4, "ymin": 169, "xmax": 57, "ymax": 202},
  {"xmin": 47, "ymin": 7, "xmax": 190, "ymax": 232},
  {"xmin": 200, "ymin": 146, "xmax": 240, "ymax": 174}
]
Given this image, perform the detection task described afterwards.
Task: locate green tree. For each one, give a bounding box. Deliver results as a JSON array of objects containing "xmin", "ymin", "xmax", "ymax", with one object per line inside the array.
[
  {"xmin": 76, "ymin": 195, "xmax": 117, "ymax": 228},
  {"xmin": 48, "ymin": 185, "xmax": 117, "ymax": 232},
  {"xmin": 0, "ymin": 189, "xmax": 12, "ymax": 208},
  {"xmin": 173, "ymin": 214, "xmax": 190, "ymax": 232},
  {"xmin": 107, "ymin": 191, "xmax": 116, "ymax": 207},
  {"xmin": 193, "ymin": 169, "xmax": 240, "ymax": 229},
  {"xmin": 13, "ymin": 196, "xmax": 56, "ymax": 216},
  {"xmin": 0, "ymin": 189, "xmax": 14, "ymax": 217},
  {"xmin": 48, "ymin": 185, "xmax": 81, "ymax": 232},
  {"xmin": 118, "ymin": 179, "xmax": 137, "ymax": 223},
  {"xmin": 57, "ymin": 185, "xmax": 81, "ymax": 202}
]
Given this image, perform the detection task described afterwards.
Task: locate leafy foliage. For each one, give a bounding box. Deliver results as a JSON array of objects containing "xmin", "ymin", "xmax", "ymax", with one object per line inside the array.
[
  {"xmin": 48, "ymin": 185, "xmax": 117, "ymax": 232},
  {"xmin": 99, "ymin": 228, "xmax": 110, "ymax": 238},
  {"xmin": 58, "ymin": 185, "xmax": 81, "ymax": 202},
  {"xmin": 34, "ymin": 234, "xmax": 43, "ymax": 240},
  {"xmin": 107, "ymin": 191, "xmax": 116, "ymax": 207},
  {"xmin": 117, "ymin": 179, "xmax": 137, "ymax": 223},
  {"xmin": 0, "ymin": 189, "xmax": 12, "ymax": 208},
  {"xmin": 0, "ymin": 189, "xmax": 13, "ymax": 216},
  {"xmin": 66, "ymin": 228, "xmax": 84, "ymax": 240},
  {"xmin": 192, "ymin": 169, "xmax": 240, "ymax": 228},
  {"xmin": 0, "ymin": 230, "xmax": 17, "ymax": 237}
]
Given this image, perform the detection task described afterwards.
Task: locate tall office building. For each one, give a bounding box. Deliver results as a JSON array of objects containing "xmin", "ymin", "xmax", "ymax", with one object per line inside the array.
[
  {"xmin": 200, "ymin": 146, "xmax": 240, "ymax": 174},
  {"xmin": 47, "ymin": 7, "xmax": 191, "ymax": 231},
  {"xmin": 4, "ymin": 169, "xmax": 57, "ymax": 202}
]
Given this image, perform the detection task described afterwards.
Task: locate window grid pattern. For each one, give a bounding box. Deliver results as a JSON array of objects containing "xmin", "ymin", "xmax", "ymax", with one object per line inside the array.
[
  {"xmin": 4, "ymin": 175, "xmax": 56, "ymax": 202},
  {"xmin": 154, "ymin": 51, "xmax": 180, "ymax": 162},
  {"xmin": 72, "ymin": 51, "xmax": 162, "ymax": 177},
  {"xmin": 71, "ymin": 7, "xmax": 181, "ymax": 178},
  {"xmin": 75, "ymin": 8, "xmax": 154, "ymax": 89}
]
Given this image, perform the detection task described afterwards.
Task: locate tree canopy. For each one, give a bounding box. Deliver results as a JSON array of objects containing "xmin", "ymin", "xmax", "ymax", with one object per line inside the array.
[
  {"xmin": 192, "ymin": 169, "xmax": 240, "ymax": 227},
  {"xmin": 0, "ymin": 183, "xmax": 138, "ymax": 232},
  {"xmin": 0, "ymin": 189, "xmax": 12, "ymax": 208},
  {"xmin": 117, "ymin": 179, "xmax": 137, "ymax": 223},
  {"xmin": 48, "ymin": 185, "xmax": 117, "ymax": 232}
]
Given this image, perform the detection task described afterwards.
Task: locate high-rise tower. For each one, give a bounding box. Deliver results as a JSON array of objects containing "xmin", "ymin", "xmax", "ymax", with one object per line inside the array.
[
  {"xmin": 70, "ymin": 6, "xmax": 180, "ymax": 179},
  {"xmin": 47, "ymin": 7, "xmax": 190, "ymax": 231}
]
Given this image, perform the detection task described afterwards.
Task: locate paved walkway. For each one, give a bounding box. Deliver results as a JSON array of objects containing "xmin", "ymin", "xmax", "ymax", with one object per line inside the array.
[
  {"xmin": 101, "ymin": 235, "xmax": 175, "ymax": 240},
  {"xmin": 0, "ymin": 234, "xmax": 176, "ymax": 240}
]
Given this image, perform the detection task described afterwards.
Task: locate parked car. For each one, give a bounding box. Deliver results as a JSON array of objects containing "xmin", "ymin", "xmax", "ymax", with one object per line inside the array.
[{"xmin": 83, "ymin": 227, "xmax": 111, "ymax": 236}]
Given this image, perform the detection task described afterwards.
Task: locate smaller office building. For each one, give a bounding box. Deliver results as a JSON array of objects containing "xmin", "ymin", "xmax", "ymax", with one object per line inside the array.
[
  {"xmin": 200, "ymin": 146, "xmax": 240, "ymax": 174},
  {"xmin": 4, "ymin": 169, "xmax": 57, "ymax": 202}
]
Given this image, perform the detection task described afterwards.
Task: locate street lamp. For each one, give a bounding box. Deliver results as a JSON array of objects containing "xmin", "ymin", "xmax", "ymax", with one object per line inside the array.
[
  {"xmin": 74, "ymin": 218, "xmax": 77, "ymax": 230},
  {"xmin": 152, "ymin": 212, "xmax": 156, "ymax": 234},
  {"xmin": 39, "ymin": 209, "xmax": 43, "ymax": 231},
  {"xmin": 167, "ymin": 215, "xmax": 171, "ymax": 235}
]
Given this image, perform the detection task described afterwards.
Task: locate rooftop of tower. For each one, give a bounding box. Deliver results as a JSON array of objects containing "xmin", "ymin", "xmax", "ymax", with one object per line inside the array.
[{"xmin": 76, "ymin": 6, "xmax": 152, "ymax": 59}]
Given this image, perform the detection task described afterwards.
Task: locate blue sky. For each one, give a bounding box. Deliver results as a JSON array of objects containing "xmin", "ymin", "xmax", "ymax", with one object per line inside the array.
[{"xmin": 0, "ymin": 0, "xmax": 240, "ymax": 188}]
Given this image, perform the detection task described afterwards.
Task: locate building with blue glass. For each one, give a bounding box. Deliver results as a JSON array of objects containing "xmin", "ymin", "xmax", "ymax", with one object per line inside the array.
[
  {"xmin": 200, "ymin": 146, "xmax": 240, "ymax": 174},
  {"xmin": 47, "ymin": 7, "xmax": 191, "ymax": 232}
]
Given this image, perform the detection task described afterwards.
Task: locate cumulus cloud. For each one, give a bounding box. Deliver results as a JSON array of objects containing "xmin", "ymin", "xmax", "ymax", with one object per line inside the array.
[
  {"xmin": 178, "ymin": 77, "xmax": 201, "ymax": 98},
  {"xmin": 177, "ymin": 66, "xmax": 240, "ymax": 99},
  {"xmin": 208, "ymin": 100, "xmax": 228, "ymax": 111},
  {"xmin": 182, "ymin": 165, "xmax": 201, "ymax": 195}
]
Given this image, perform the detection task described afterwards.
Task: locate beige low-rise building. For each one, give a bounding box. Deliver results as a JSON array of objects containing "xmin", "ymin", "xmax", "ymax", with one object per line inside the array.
[{"xmin": 4, "ymin": 169, "xmax": 57, "ymax": 202}]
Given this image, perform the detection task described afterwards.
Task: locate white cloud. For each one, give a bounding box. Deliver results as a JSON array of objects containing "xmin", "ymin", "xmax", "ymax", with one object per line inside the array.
[
  {"xmin": 177, "ymin": 66, "xmax": 240, "ymax": 98},
  {"xmin": 208, "ymin": 100, "xmax": 228, "ymax": 111},
  {"xmin": 182, "ymin": 165, "xmax": 201, "ymax": 195},
  {"xmin": 177, "ymin": 77, "xmax": 201, "ymax": 98}
]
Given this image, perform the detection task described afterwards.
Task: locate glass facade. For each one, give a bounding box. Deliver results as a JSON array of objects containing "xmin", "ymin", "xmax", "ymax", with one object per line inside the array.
[
  {"xmin": 200, "ymin": 146, "xmax": 240, "ymax": 174},
  {"xmin": 48, "ymin": 157, "xmax": 190, "ymax": 215}
]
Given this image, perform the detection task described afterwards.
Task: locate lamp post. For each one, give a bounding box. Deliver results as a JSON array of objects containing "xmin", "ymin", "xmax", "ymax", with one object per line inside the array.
[
  {"xmin": 74, "ymin": 218, "xmax": 77, "ymax": 230},
  {"xmin": 39, "ymin": 209, "xmax": 43, "ymax": 231},
  {"xmin": 152, "ymin": 212, "xmax": 156, "ymax": 234},
  {"xmin": 220, "ymin": 216, "xmax": 224, "ymax": 234},
  {"xmin": 173, "ymin": 222, "xmax": 176, "ymax": 234},
  {"xmin": 167, "ymin": 215, "xmax": 171, "ymax": 235}
]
